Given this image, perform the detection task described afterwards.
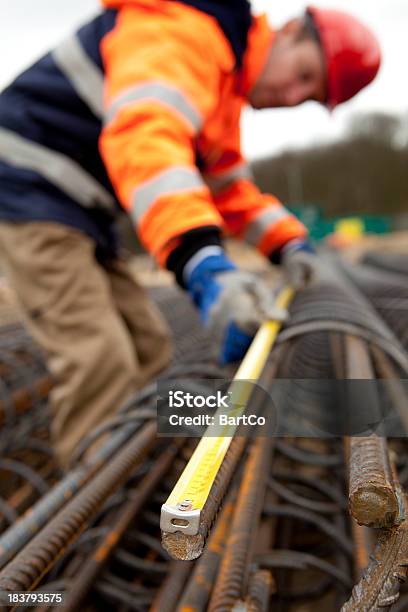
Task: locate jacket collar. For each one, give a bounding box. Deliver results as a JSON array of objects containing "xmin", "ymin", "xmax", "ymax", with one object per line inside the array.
[
  {"xmin": 239, "ymin": 15, "xmax": 274, "ymax": 97},
  {"xmin": 170, "ymin": 0, "xmax": 252, "ymax": 69}
]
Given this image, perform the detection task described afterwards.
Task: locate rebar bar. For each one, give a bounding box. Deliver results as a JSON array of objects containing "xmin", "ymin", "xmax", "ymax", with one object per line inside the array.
[
  {"xmin": 0, "ymin": 421, "xmax": 156, "ymax": 593},
  {"xmin": 208, "ymin": 436, "xmax": 272, "ymax": 611}
]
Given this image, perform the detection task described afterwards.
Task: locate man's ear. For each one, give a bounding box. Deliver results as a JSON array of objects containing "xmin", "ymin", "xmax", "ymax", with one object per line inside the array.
[{"xmin": 280, "ymin": 18, "xmax": 303, "ymax": 38}]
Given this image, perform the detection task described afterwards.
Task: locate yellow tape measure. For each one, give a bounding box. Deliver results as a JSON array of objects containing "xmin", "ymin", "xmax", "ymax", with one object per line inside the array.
[{"xmin": 160, "ymin": 286, "xmax": 294, "ymax": 535}]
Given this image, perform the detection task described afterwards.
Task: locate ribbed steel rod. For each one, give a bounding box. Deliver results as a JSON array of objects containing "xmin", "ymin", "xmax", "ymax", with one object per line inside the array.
[
  {"xmin": 176, "ymin": 482, "xmax": 239, "ymax": 611},
  {"xmin": 62, "ymin": 440, "xmax": 182, "ymax": 612},
  {"xmin": 345, "ymin": 335, "xmax": 400, "ymax": 529},
  {"xmin": 208, "ymin": 436, "xmax": 272, "ymax": 611},
  {"xmin": 0, "ymin": 421, "xmax": 156, "ymax": 593},
  {"xmin": 0, "ymin": 420, "xmax": 143, "ymax": 569}
]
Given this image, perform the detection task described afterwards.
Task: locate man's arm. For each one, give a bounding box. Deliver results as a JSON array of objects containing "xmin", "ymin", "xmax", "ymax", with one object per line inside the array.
[
  {"xmin": 99, "ymin": 5, "xmax": 225, "ymax": 270},
  {"xmin": 203, "ymin": 147, "xmax": 308, "ymax": 263},
  {"xmin": 203, "ymin": 145, "xmax": 323, "ymax": 295},
  {"xmin": 202, "ymin": 139, "xmax": 322, "ymax": 290}
]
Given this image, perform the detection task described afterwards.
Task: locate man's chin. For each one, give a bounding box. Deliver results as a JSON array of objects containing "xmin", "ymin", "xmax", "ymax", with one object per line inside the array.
[
  {"xmin": 248, "ymin": 98, "xmax": 273, "ymax": 110},
  {"xmin": 248, "ymin": 94, "xmax": 281, "ymax": 109}
]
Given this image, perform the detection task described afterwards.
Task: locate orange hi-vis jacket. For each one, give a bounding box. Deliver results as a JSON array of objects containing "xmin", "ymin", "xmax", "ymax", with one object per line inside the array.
[{"xmin": 100, "ymin": 0, "xmax": 307, "ymax": 269}]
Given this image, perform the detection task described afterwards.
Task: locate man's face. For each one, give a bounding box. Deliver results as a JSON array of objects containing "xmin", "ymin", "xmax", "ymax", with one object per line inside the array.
[{"xmin": 249, "ymin": 19, "xmax": 327, "ymax": 109}]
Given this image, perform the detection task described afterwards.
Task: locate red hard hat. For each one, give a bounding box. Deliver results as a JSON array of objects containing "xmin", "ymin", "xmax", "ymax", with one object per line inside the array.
[{"xmin": 307, "ymin": 6, "xmax": 382, "ymax": 109}]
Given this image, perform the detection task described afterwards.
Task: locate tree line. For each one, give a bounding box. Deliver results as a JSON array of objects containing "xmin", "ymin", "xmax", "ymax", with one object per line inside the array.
[{"xmin": 252, "ymin": 112, "xmax": 408, "ymax": 217}]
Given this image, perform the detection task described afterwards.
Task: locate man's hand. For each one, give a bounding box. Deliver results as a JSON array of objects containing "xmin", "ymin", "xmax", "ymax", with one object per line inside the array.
[
  {"xmin": 185, "ymin": 247, "xmax": 287, "ymax": 364},
  {"xmin": 281, "ymin": 239, "xmax": 321, "ymax": 289}
]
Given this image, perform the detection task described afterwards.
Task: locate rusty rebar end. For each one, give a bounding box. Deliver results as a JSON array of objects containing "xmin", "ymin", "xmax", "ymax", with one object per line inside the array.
[
  {"xmin": 161, "ymin": 530, "xmax": 205, "ymax": 561},
  {"xmin": 350, "ymin": 484, "xmax": 399, "ymax": 528}
]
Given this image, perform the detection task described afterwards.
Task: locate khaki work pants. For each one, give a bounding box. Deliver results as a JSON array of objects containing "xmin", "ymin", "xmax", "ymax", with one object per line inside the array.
[{"xmin": 0, "ymin": 222, "xmax": 172, "ymax": 467}]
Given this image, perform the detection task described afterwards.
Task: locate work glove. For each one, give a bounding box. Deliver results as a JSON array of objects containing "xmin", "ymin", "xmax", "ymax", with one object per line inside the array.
[
  {"xmin": 281, "ymin": 239, "xmax": 321, "ymax": 289},
  {"xmin": 184, "ymin": 247, "xmax": 287, "ymax": 364}
]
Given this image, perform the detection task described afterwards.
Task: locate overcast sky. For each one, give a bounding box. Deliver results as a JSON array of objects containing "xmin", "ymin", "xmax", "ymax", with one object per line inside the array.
[{"xmin": 0, "ymin": 0, "xmax": 406, "ymax": 159}]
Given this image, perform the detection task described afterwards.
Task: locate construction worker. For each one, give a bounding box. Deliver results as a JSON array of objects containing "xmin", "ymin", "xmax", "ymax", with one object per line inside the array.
[{"xmin": 0, "ymin": 1, "xmax": 381, "ymax": 466}]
